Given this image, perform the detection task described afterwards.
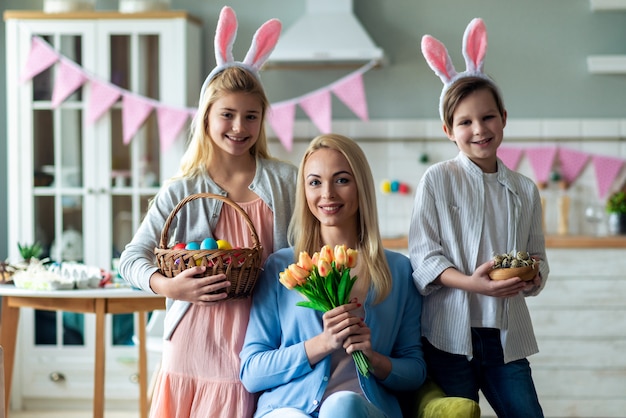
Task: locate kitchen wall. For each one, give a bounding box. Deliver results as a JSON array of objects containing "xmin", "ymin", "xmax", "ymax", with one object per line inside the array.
[
  {"xmin": 2, "ymin": 0, "xmax": 626, "ymax": 258},
  {"xmin": 267, "ymin": 119, "xmax": 626, "ymax": 239}
]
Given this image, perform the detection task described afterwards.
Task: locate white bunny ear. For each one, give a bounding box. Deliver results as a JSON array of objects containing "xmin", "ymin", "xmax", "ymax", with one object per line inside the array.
[
  {"xmin": 421, "ymin": 35, "xmax": 457, "ymax": 84},
  {"xmin": 243, "ymin": 18, "xmax": 282, "ymax": 71},
  {"xmin": 214, "ymin": 6, "xmax": 238, "ymax": 67},
  {"xmin": 462, "ymin": 18, "xmax": 487, "ymax": 74}
]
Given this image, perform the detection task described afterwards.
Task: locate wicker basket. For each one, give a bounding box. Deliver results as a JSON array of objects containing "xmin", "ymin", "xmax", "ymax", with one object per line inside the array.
[{"xmin": 154, "ymin": 193, "xmax": 263, "ymax": 299}]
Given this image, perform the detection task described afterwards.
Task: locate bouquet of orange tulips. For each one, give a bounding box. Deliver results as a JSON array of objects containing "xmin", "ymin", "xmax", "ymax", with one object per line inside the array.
[{"xmin": 279, "ymin": 244, "xmax": 372, "ymax": 377}]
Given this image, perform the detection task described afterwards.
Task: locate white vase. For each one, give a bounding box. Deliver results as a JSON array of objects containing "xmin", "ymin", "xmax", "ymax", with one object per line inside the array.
[{"xmin": 608, "ymin": 212, "xmax": 626, "ymax": 235}]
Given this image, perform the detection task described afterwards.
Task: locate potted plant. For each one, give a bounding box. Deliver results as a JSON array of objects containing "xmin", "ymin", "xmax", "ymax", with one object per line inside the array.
[{"xmin": 606, "ymin": 190, "xmax": 626, "ymax": 235}]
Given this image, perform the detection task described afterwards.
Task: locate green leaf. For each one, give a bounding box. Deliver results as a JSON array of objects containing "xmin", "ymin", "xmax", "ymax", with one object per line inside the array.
[{"xmin": 296, "ymin": 300, "xmax": 329, "ymax": 312}]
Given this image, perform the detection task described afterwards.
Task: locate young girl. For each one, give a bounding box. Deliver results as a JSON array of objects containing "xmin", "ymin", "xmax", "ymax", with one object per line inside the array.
[
  {"xmin": 240, "ymin": 134, "xmax": 426, "ymax": 418},
  {"xmin": 409, "ymin": 19, "xmax": 549, "ymax": 418},
  {"xmin": 118, "ymin": 7, "xmax": 296, "ymax": 417}
]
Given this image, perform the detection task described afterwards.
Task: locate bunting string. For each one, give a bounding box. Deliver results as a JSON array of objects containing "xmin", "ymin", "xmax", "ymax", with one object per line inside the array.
[
  {"xmin": 18, "ymin": 33, "xmax": 626, "ymax": 198},
  {"xmin": 498, "ymin": 145, "xmax": 625, "ymax": 200},
  {"xmin": 19, "ymin": 32, "xmax": 375, "ymax": 152}
]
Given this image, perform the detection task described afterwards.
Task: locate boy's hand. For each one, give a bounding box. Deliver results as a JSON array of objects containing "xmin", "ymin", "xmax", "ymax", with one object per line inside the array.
[{"xmin": 469, "ymin": 260, "xmax": 528, "ymax": 298}]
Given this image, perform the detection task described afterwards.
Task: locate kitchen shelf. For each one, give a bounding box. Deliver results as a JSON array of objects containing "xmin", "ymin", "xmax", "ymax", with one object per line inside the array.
[
  {"xmin": 590, "ymin": 0, "xmax": 626, "ymax": 11},
  {"xmin": 587, "ymin": 55, "xmax": 626, "ymax": 74},
  {"xmin": 381, "ymin": 235, "xmax": 626, "ymax": 249}
]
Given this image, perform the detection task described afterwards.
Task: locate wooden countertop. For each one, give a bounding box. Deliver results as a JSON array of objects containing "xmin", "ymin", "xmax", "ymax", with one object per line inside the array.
[{"xmin": 382, "ymin": 235, "xmax": 626, "ymax": 249}]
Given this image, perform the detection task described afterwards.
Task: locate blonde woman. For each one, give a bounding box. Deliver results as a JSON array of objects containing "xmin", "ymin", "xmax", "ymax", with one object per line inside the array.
[{"xmin": 240, "ymin": 134, "xmax": 426, "ymax": 418}]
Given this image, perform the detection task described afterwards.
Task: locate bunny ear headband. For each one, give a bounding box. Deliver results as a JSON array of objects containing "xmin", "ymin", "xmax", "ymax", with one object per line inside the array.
[
  {"xmin": 421, "ymin": 18, "xmax": 495, "ymax": 120},
  {"xmin": 199, "ymin": 6, "xmax": 282, "ymax": 105}
]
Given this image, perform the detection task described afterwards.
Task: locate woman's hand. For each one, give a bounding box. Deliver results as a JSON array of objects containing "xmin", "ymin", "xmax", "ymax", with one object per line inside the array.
[
  {"xmin": 304, "ymin": 302, "xmax": 362, "ymax": 366},
  {"xmin": 343, "ymin": 319, "xmax": 392, "ymax": 380},
  {"xmin": 149, "ymin": 266, "xmax": 230, "ymax": 303}
]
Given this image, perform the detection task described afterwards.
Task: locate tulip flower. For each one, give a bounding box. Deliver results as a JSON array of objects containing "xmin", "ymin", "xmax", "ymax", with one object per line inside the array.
[
  {"xmin": 317, "ymin": 259, "xmax": 331, "ymax": 277},
  {"xmin": 297, "ymin": 251, "xmax": 314, "ymax": 272},
  {"xmin": 279, "ymin": 269, "xmax": 298, "ymax": 289},
  {"xmin": 346, "ymin": 248, "xmax": 358, "ymax": 269},
  {"xmin": 318, "ymin": 244, "xmax": 333, "ymax": 264},
  {"xmin": 288, "ymin": 263, "xmax": 309, "ymax": 285},
  {"xmin": 334, "ymin": 245, "xmax": 347, "ymax": 268}
]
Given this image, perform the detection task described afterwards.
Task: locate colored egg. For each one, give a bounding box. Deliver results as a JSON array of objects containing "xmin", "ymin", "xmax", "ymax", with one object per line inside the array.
[
  {"xmin": 172, "ymin": 243, "xmax": 186, "ymax": 250},
  {"xmin": 217, "ymin": 239, "xmax": 232, "ymax": 250},
  {"xmin": 380, "ymin": 180, "xmax": 391, "ymax": 193},
  {"xmin": 185, "ymin": 241, "xmax": 200, "ymax": 250},
  {"xmin": 200, "ymin": 237, "xmax": 218, "ymax": 250}
]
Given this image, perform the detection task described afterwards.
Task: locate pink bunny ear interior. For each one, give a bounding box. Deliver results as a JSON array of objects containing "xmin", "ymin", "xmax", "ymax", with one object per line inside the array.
[
  {"xmin": 462, "ymin": 18, "xmax": 487, "ymax": 73},
  {"xmin": 214, "ymin": 6, "xmax": 238, "ymax": 67},
  {"xmin": 243, "ymin": 18, "xmax": 282, "ymax": 71},
  {"xmin": 421, "ymin": 35, "xmax": 457, "ymax": 84}
]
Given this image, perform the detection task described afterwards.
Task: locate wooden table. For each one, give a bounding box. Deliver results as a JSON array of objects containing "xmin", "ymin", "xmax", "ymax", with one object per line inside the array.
[{"xmin": 0, "ymin": 285, "xmax": 165, "ymax": 418}]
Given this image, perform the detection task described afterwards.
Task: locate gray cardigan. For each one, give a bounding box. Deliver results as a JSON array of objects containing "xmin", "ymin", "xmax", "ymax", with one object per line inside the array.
[{"xmin": 118, "ymin": 157, "xmax": 297, "ymax": 339}]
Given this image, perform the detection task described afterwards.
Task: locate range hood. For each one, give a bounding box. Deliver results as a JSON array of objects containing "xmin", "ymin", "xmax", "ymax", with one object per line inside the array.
[{"xmin": 265, "ymin": 0, "xmax": 385, "ymax": 68}]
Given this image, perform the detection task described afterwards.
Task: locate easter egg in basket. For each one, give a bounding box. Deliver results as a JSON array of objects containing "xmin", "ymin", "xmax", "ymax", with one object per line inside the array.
[{"xmin": 488, "ymin": 251, "xmax": 538, "ymax": 282}]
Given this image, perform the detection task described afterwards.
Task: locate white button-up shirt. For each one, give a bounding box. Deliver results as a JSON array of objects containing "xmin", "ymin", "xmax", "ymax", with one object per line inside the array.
[{"xmin": 409, "ymin": 152, "xmax": 549, "ymax": 363}]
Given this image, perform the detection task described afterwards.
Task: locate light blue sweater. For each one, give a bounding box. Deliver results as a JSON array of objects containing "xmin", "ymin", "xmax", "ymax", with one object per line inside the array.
[
  {"xmin": 240, "ymin": 248, "xmax": 426, "ymax": 418},
  {"xmin": 118, "ymin": 157, "xmax": 297, "ymax": 340}
]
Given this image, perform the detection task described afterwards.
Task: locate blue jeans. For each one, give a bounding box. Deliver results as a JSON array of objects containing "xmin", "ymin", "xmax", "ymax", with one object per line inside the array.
[
  {"xmin": 423, "ymin": 328, "xmax": 544, "ymax": 418},
  {"xmin": 261, "ymin": 391, "xmax": 387, "ymax": 418}
]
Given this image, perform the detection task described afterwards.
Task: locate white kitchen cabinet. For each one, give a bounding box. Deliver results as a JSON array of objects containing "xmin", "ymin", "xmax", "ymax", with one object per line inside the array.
[{"xmin": 4, "ymin": 10, "xmax": 201, "ymax": 409}]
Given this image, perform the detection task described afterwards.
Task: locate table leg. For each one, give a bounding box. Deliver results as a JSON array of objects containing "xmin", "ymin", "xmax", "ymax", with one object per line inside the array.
[
  {"xmin": 137, "ymin": 311, "xmax": 148, "ymax": 418},
  {"xmin": 94, "ymin": 299, "xmax": 105, "ymax": 418},
  {"xmin": 0, "ymin": 297, "xmax": 19, "ymax": 417}
]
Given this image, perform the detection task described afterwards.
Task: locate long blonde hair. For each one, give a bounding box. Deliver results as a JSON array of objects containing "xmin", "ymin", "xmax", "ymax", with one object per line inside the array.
[
  {"xmin": 288, "ymin": 134, "xmax": 392, "ymax": 303},
  {"xmin": 178, "ymin": 67, "xmax": 272, "ymax": 177}
]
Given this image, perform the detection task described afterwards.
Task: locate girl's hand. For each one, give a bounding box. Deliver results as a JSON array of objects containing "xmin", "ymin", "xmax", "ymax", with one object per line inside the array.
[{"xmin": 150, "ymin": 266, "xmax": 230, "ymax": 303}]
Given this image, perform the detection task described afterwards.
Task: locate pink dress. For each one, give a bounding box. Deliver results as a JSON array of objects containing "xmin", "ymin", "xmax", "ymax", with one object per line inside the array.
[{"xmin": 149, "ymin": 198, "xmax": 274, "ymax": 418}]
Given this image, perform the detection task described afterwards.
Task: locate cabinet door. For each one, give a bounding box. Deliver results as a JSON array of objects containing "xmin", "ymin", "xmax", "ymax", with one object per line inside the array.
[{"xmin": 6, "ymin": 13, "xmax": 200, "ymax": 406}]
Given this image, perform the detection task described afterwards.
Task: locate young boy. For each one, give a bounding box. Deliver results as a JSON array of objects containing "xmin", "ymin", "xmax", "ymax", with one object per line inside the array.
[{"xmin": 409, "ymin": 18, "xmax": 548, "ymax": 418}]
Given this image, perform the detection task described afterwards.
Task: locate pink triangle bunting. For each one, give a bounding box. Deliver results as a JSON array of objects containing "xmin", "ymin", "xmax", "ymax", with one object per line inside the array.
[
  {"xmin": 592, "ymin": 155, "xmax": 624, "ymax": 200},
  {"xmin": 525, "ymin": 146, "xmax": 558, "ymax": 184},
  {"xmin": 331, "ymin": 72, "xmax": 369, "ymax": 121},
  {"xmin": 20, "ymin": 37, "xmax": 60, "ymax": 83},
  {"xmin": 497, "ymin": 146, "xmax": 524, "ymax": 171},
  {"xmin": 51, "ymin": 60, "xmax": 88, "ymax": 108},
  {"xmin": 86, "ymin": 80, "xmax": 121, "ymax": 124},
  {"xmin": 122, "ymin": 93, "xmax": 155, "ymax": 144},
  {"xmin": 299, "ymin": 90, "xmax": 332, "ymax": 134},
  {"xmin": 558, "ymin": 147, "xmax": 590, "ymax": 185},
  {"xmin": 267, "ymin": 102, "xmax": 296, "ymax": 152},
  {"xmin": 156, "ymin": 106, "xmax": 190, "ymax": 152}
]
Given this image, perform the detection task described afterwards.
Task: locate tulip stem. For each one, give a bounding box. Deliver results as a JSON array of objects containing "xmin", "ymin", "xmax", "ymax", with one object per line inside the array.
[{"xmin": 352, "ymin": 350, "xmax": 371, "ymax": 378}]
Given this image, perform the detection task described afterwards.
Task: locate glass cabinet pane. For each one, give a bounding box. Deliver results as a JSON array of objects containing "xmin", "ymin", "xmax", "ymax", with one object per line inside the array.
[{"xmin": 33, "ymin": 110, "xmax": 55, "ymax": 188}]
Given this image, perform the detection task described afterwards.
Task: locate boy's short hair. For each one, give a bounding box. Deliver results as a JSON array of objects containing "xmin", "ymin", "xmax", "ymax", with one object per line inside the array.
[{"xmin": 442, "ymin": 76, "xmax": 505, "ymax": 132}]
